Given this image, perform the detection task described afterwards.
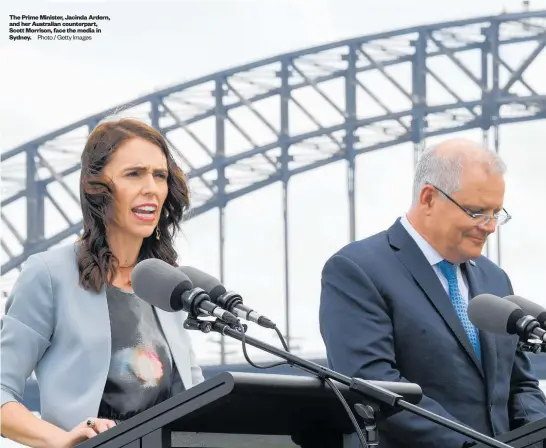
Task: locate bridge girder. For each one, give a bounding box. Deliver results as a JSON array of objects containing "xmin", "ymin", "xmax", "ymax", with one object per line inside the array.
[{"xmin": 2, "ymin": 10, "xmax": 546, "ymax": 277}]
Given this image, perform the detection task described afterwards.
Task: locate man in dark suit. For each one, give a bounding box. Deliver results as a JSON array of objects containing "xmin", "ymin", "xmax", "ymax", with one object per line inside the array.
[{"xmin": 319, "ymin": 139, "xmax": 546, "ymax": 447}]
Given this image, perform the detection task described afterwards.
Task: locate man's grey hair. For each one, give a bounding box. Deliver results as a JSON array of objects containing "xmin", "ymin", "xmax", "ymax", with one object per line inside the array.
[{"xmin": 412, "ymin": 143, "xmax": 507, "ymax": 205}]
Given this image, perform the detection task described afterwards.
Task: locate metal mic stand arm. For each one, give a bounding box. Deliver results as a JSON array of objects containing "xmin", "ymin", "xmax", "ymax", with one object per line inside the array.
[
  {"xmin": 184, "ymin": 316, "xmax": 513, "ymax": 448},
  {"xmin": 517, "ymin": 338, "xmax": 545, "ymax": 354}
]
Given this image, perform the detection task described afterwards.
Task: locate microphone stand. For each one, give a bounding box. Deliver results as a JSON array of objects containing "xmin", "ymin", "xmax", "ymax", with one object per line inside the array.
[
  {"xmin": 183, "ymin": 316, "xmax": 512, "ymax": 448},
  {"xmin": 517, "ymin": 338, "xmax": 546, "ymax": 354}
]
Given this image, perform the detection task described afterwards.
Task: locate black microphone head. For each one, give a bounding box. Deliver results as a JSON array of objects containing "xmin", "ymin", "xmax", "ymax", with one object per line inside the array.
[
  {"xmin": 504, "ymin": 295, "xmax": 546, "ymax": 326},
  {"xmin": 179, "ymin": 266, "xmax": 226, "ymax": 300},
  {"xmin": 131, "ymin": 259, "xmax": 193, "ymax": 312},
  {"xmin": 468, "ymin": 294, "xmax": 524, "ymax": 335}
]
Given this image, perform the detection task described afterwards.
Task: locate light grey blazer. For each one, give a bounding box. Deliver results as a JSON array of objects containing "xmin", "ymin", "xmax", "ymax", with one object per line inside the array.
[{"xmin": 0, "ymin": 243, "xmax": 204, "ymax": 431}]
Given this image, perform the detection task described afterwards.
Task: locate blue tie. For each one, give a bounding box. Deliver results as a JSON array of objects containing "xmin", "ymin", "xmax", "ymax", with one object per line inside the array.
[{"xmin": 437, "ymin": 260, "xmax": 481, "ymax": 360}]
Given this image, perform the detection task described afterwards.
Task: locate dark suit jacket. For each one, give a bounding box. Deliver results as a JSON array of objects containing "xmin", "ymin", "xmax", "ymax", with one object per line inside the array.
[{"xmin": 319, "ymin": 218, "xmax": 546, "ymax": 448}]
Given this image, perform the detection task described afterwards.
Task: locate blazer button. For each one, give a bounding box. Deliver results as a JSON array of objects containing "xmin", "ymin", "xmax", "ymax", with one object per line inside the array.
[{"xmin": 489, "ymin": 404, "xmax": 493, "ymax": 412}]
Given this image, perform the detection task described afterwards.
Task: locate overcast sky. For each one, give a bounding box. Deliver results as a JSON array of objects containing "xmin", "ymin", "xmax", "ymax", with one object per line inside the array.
[{"xmin": 1, "ymin": 0, "xmax": 545, "ymax": 366}]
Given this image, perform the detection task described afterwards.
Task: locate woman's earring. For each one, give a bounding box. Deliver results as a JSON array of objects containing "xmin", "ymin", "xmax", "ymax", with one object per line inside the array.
[{"xmin": 156, "ymin": 227, "xmax": 160, "ymax": 240}]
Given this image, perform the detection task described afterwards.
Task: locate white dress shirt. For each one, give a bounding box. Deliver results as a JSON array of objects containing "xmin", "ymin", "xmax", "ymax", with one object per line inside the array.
[{"xmin": 400, "ymin": 215, "xmax": 470, "ymax": 304}]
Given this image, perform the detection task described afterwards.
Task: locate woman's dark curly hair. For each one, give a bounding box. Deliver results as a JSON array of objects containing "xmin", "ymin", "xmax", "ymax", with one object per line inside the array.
[{"xmin": 77, "ymin": 118, "xmax": 190, "ymax": 292}]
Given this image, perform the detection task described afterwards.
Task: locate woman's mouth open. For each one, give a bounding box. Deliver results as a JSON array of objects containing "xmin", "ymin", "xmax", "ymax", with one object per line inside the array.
[{"xmin": 132, "ymin": 204, "xmax": 157, "ymax": 222}]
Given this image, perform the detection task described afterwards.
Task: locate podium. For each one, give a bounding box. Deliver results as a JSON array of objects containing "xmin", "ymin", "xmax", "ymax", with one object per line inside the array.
[
  {"xmin": 76, "ymin": 371, "xmax": 422, "ymax": 448},
  {"xmin": 473, "ymin": 418, "xmax": 546, "ymax": 448}
]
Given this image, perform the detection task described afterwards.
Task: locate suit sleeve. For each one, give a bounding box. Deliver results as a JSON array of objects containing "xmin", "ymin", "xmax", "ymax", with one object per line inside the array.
[
  {"xmin": 503, "ymin": 272, "xmax": 546, "ymax": 429},
  {"xmin": 1, "ymin": 254, "xmax": 55, "ymax": 408},
  {"xmin": 319, "ymin": 254, "xmax": 473, "ymax": 448}
]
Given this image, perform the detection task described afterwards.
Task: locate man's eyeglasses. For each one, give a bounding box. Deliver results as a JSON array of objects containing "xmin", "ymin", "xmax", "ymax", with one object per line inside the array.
[{"xmin": 425, "ymin": 182, "xmax": 512, "ymax": 228}]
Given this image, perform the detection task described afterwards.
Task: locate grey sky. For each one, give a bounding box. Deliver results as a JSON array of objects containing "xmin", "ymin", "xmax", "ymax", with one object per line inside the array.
[{"xmin": 1, "ymin": 0, "xmax": 545, "ymax": 365}]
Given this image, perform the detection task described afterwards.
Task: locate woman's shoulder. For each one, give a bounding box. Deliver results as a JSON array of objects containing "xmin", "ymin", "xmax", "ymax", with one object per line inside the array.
[
  {"xmin": 23, "ymin": 242, "xmax": 80, "ymax": 281},
  {"xmin": 5, "ymin": 243, "xmax": 82, "ymax": 315},
  {"xmin": 31, "ymin": 243, "xmax": 78, "ymax": 266}
]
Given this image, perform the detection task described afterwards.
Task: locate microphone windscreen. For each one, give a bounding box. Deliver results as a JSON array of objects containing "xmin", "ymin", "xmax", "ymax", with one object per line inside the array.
[
  {"xmin": 504, "ymin": 295, "xmax": 546, "ymax": 323},
  {"xmin": 468, "ymin": 294, "xmax": 523, "ymax": 335},
  {"xmin": 131, "ymin": 259, "xmax": 192, "ymax": 312},
  {"xmin": 179, "ymin": 266, "xmax": 226, "ymax": 300}
]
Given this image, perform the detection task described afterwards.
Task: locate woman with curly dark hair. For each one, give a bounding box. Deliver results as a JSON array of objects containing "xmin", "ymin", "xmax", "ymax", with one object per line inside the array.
[{"xmin": 1, "ymin": 118, "xmax": 204, "ymax": 448}]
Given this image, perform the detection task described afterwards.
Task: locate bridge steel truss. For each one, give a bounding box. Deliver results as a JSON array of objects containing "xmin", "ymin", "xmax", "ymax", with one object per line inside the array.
[{"xmin": 2, "ymin": 10, "xmax": 546, "ymax": 354}]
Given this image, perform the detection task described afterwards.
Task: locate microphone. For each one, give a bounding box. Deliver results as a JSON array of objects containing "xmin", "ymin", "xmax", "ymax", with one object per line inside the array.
[
  {"xmin": 131, "ymin": 259, "xmax": 239, "ymax": 326},
  {"xmin": 467, "ymin": 293, "xmax": 546, "ymax": 342},
  {"xmin": 504, "ymin": 295, "xmax": 546, "ymax": 328},
  {"xmin": 179, "ymin": 266, "xmax": 277, "ymax": 329}
]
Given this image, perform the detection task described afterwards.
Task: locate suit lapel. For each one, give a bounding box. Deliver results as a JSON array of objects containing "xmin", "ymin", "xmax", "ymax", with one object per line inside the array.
[
  {"xmin": 388, "ymin": 220, "xmax": 484, "ymax": 377},
  {"xmin": 154, "ymin": 308, "xmax": 193, "ymax": 389},
  {"xmin": 464, "ymin": 262, "xmax": 497, "ymax": 400}
]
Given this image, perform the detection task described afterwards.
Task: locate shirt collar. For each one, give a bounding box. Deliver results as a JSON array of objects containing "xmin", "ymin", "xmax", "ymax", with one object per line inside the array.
[{"xmin": 400, "ymin": 214, "xmax": 444, "ymax": 267}]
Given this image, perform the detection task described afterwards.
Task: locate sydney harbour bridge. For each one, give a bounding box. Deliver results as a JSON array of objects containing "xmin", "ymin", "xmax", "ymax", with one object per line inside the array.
[{"xmin": 2, "ymin": 10, "xmax": 546, "ymax": 373}]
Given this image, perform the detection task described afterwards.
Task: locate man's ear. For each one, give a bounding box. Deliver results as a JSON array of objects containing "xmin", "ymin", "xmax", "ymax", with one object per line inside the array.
[{"xmin": 420, "ymin": 184, "xmax": 437, "ymax": 215}]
